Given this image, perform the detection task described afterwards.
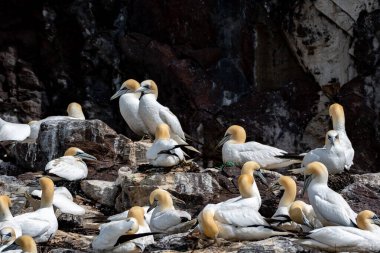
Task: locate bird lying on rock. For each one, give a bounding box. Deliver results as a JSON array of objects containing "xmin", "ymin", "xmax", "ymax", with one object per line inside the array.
[
  {"xmin": 45, "ymin": 147, "xmax": 97, "ymax": 181},
  {"xmin": 288, "ymin": 200, "xmax": 323, "ymax": 231},
  {"xmin": 0, "ymin": 118, "xmax": 30, "ymax": 142},
  {"xmin": 217, "ymin": 125, "xmax": 299, "ymax": 168}
]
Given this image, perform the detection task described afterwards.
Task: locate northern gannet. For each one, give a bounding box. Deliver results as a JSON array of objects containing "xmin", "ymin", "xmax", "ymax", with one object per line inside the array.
[
  {"xmin": 239, "ymin": 161, "xmax": 266, "ymax": 210},
  {"xmin": 297, "ymin": 210, "xmax": 380, "ymax": 252},
  {"xmin": 198, "ymin": 173, "xmax": 291, "ymax": 241},
  {"xmin": 110, "ymin": 79, "xmax": 149, "ymax": 137},
  {"xmin": 92, "ymin": 206, "xmax": 155, "ymax": 252},
  {"xmin": 45, "ymin": 147, "xmax": 97, "ymax": 181},
  {"xmin": 146, "ymin": 123, "xmax": 185, "ymax": 167},
  {"xmin": 0, "ymin": 232, "xmax": 37, "ymax": 253},
  {"xmin": 329, "ymin": 103, "xmax": 354, "ymax": 170},
  {"xmin": 303, "ymin": 162, "xmax": 357, "ymax": 226},
  {"xmin": 13, "ymin": 177, "xmax": 58, "ymax": 243},
  {"xmin": 0, "ymin": 196, "xmax": 22, "ymax": 238},
  {"xmin": 279, "ymin": 130, "xmax": 347, "ymax": 174},
  {"xmin": 0, "ymin": 118, "xmax": 30, "ymax": 141},
  {"xmin": 217, "ymin": 125, "xmax": 298, "ymax": 168},
  {"xmin": 148, "ymin": 189, "xmax": 191, "ymax": 233},
  {"xmin": 30, "ymin": 186, "xmax": 85, "ymax": 215},
  {"xmin": 28, "ymin": 102, "xmax": 85, "ymax": 139},
  {"xmin": 136, "ymin": 80, "xmax": 198, "ymax": 153},
  {"xmin": 288, "ymin": 200, "xmax": 323, "ymax": 230}
]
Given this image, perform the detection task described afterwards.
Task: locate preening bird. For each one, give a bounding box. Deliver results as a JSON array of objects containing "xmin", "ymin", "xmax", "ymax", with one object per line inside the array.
[
  {"xmin": 0, "ymin": 118, "xmax": 30, "ymax": 141},
  {"xmin": 302, "ymin": 162, "xmax": 357, "ymax": 227},
  {"xmin": 146, "ymin": 123, "xmax": 185, "ymax": 167},
  {"xmin": 288, "ymin": 200, "xmax": 323, "ymax": 230},
  {"xmin": 0, "ymin": 233, "xmax": 37, "ymax": 253},
  {"xmin": 13, "ymin": 177, "xmax": 58, "ymax": 243},
  {"xmin": 45, "ymin": 147, "xmax": 97, "ymax": 181},
  {"xmin": 217, "ymin": 125, "xmax": 298, "ymax": 168},
  {"xmin": 110, "ymin": 79, "xmax": 149, "ymax": 137}
]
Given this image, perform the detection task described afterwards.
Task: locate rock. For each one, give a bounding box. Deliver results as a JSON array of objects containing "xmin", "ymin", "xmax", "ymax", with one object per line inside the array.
[
  {"xmin": 116, "ymin": 170, "xmax": 222, "ymax": 213},
  {"xmin": 45, "ymin": 230, "xmax": 93, "ymax": 252},
  {"xmin": 81, "ymin": 180, "xmax": 119, "ymax": 207},
  {"xmin": 1, "ymin": 119, "xmax": 152, "ymax": 180}
]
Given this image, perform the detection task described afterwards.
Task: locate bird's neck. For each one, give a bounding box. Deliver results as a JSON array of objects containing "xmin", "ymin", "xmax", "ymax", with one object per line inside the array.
[
  {"xmin": 0, "ymin": 207, "xmax": 13, "ymax": 221},
  {"xmin": 333, "ymin": 117, "xmax": 345, "ymax": 131},
  {"xmin": 279, "ymin": 186, "xmax": 296, "ymax": 208},
  {"xmin": 143, "ymin": 93, "xmax": 157, "ymax": 101},
  {"xmin": 40, "ymin": 189, "xmax": 54, "ymax": 208}
]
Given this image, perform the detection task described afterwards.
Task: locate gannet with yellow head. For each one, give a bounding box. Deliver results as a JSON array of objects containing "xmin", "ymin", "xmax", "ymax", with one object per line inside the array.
[
  {"xmin": 217, "ymin": 125, "xmax": 299, "ymax": 168},
  {"xmin": 148, "ymin": 189, "xmax": 191, "ymax": 233},
  {"xmin": 110, "ymin": 79, "xmax": 149, "ymax": 137},
  {"xmin": 297, "ymin": 210, "xmax": 380, "ymax": 251},
  {"xmin": 136, "ymin": 80, "xmax": 199, "ymax": 153},
  {"xmin": 302, "ymin": 162, "xmax": 357, "ymax": 227},
  {"xmin": 28, "ymin": 102, "xmax": 86, "ymax": 139},
  {"xmin": 288, "ymin": 200, "xmax": 322, "ymax": 231},
  {"xmin": 13, "ymin": 177, "xmax": 58, "ymax": 242},
  {"xmin": 30, "ymin": 186, "xmax": 85, "ymax": 216},
  {"xmin": 92, "ymin": 206, "xmax": 155, "ymax": 252},
  {"xmin": 328, "ymin": 103, "xmax": 354, "ymax": 169},
  {"xmin": 0, "ymin": 118, "xmax": 30, "ymax": 141},
  {"xmin": 146, "ymin": 123, "xmax": 185, "ymax": 167},
  {"xmin": 45, "ymin": 147, "xmax": 96, "ymax": 181},
  {"xmin": 197, "ymin": 170, "xmax": 291, "ymax": 241},
  {"xmin": 0, "ymin": 195, "xmax": 22, "ymax": 238}
]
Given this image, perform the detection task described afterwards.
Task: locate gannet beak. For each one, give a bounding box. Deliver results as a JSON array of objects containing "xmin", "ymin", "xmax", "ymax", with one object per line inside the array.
[
  {"xmin": 216, "ymin": 134, "xmax": 231, "ymax": 148},
  {"xmin": 373, "ymin": 214, "xmax": 380, "ymax": 226},
  {"xmin": 302, "ymin": 175, "xmax": 312, "ymax": 196},
  {"xmin": 147, "ymin": 200, "xmax": 157, "ymax": 212},
  {"xmin": 110, "ymin": 88, "xmax": 128, "ymax": 100},
  {"xmin": 135, "ymin": 87, "xmax": 146, "ymax": 93},
  {"xmin": 269, "ymin": 181, "xmax": 281, "ymax": 192},
  {"xmin": 254, "ymin": 169, "xmax": 268, "ymax": 186},
  {"xmin": 76, "ymin": 152, "xmax": 97, "ymax": 161}
]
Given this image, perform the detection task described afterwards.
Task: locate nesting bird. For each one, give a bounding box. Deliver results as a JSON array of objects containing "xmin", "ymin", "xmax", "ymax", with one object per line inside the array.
[
  {"xmin": 13, "ymin": 177, "xmax": 58, "ymax": 243},
  {"xmin": 45, "ymin": 147, "xmax": 96, "ymax": 181},
  {"xmin": 0, "ymin": 232, "xmax": 37, "ymax": 253},
  {"xmin": 110, "ymin": 79, "xmax": 149, "ymax": 137},
  {"xmin": 288, "ymin": 200, "xmax": 322, "ymax": 230},
  {"xmin": 146, "ymin": 123, "xmax": 185, "ymax": 167},
  {"xmin": 29, "ymin": 102, "xmax": 85, "ymax": 139},
  {"xmin": 302, "ymin": 162, "xmax": 357, "ymax": 227},
  {"xmin": 0, "ymin": 118, "xmax": 30, "ymax": 141},
  {"xmin": 217, "ymin": 125, "xmax": 298, "ymax": 168},
  {"xmin": 0, "ymin": 196, "xmax": 22, "ymax": 238},
  {"xmin": 148, "ymin": 189, "xmax": 191, "ymax": 233},
  {"xmin": 92, "ymin": 206, "xmax": 155, "ymax": 252}
]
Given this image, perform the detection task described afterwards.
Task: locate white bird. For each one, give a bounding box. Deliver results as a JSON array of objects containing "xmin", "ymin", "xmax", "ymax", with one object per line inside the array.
[
  {"xmin": 217, "ymin": 125, "xmax": 298, "ymax": 168},
  {"xmin": 110, "ymin": 79, "xmax": 149, "ymax": 137},
  {"xmin": 45, "ymin": 147, "xmax": 97, "ymax": 181},
  {"xmin": 288, "ymin": 200, "xmax": 323, "ymax": 231},
  {"xmin": 92, "ymin": 206, "xmax": 155, "ymax": 252},
  {"xmin": 135, "ymin": 80, "xmax": 198, "ymax": 153},
  {"xmin": 13, "ymin": 177, "xmax": 58, "ymax": 243},
  {"xmin": 297, "ymin": 210, "xmax": 380, "ymax": 252},
  {"xmin": 28, "ymin": 102, "xmax": 85, "ymax": 139},
  {"xmin": 197, "ymin": 173, "xmax": 291, "ymax": 241},
  {"xmin": 0, "ymin": 232, "xmax": 37, "ymax": 253},
  {"xmin": 0, "ymin": 196, "xmax": 22, "ymax": 239},
  {"xmin": 108, "ymin": 207, "xmax": 153, "ymax": 226},
  {"xmin": 329, "ymin": 103, "xmax": 354, "ymax": 170},
  {"xmin": 146, "ymin": 123, "xmax": 185, "ymax": 167},
  {"xmin": 302, "ymin": 162, "xmax": 357, "ymax": 227},
  {"xmin": 0, "ymin": 118, "xmax": 30, "ymax": 142},
  {"xmin": 30, "ymin": 187, "xmax": 85, "ymax": 216},
  {"xmin": 279, "ymin": 130, "xmax": 347, "ymax": 174},
  {"xmin": 148, "ymin": 189, "xmax": 191, "ymax": 233}
]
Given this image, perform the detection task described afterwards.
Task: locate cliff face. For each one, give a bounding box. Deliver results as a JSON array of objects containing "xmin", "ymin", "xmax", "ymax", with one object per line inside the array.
[{"xmin": 0, "ymin": 0, "xmax": 379, "ymax": 172}]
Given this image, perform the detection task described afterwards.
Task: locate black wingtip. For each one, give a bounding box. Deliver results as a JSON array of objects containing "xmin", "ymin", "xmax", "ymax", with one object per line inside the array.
[{"xmin": 115, "ymin": 232, "xmax": 162, "ymax": 246}]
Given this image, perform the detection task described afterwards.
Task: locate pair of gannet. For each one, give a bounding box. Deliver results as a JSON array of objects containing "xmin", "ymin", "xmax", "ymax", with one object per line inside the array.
[
  {"xmin": 0, "ymin": 196, "xmax": 22, "ymax": 239},
  {"xmin": 268, "ymin": 176, "xmax": 322, "ymax": 231},
  {"xmin": 45, "ymin": 147, "xmax": 97, "ymax": 181},
  {"xmin": 0, "ymin": 228, "xmax": 37, "ymax": 253},
  {"xmin": 197, "ymin": 164, "xmax": 291, "ymax": 241},
  {"xmin": 302, "ymin": 162, "xmax": 357, "ymax": 227},
  {"xmin": 0, "ymin": 118, "xmax": 30, "ymax": 142},
  {"xmin": 146, "ymin": 124, "xmax": 185, "ymax": 167},
  {"xmin": 217, "ymin": 125, "xmax": 298, "ymax": 168},
  {"xmin": 297, "ymin": 210, "xmax": 380, "ymax": 252},
  {"xmin": 13, "ymin": 177, "xmax": 58, "ymax": 243},
  {"xmin": 29, "ymin": 186, "xmax": 85, "ymax": 216},
  {"xmin": 29, "ymin": 102, "xmax": 85, "ymax": 139},
  {"xmin": 148, "ymin": 189, "xmax": 192, "ymax": 233},
  {"xmin": 92, "ymin": 206, "xmax": 154, "ymax": 252}
]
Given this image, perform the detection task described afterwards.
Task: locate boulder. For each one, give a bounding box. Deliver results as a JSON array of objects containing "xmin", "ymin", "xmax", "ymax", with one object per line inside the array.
[{"xmin": 81, "ymin": 180, "xmax": 119, "ymax": 206}]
